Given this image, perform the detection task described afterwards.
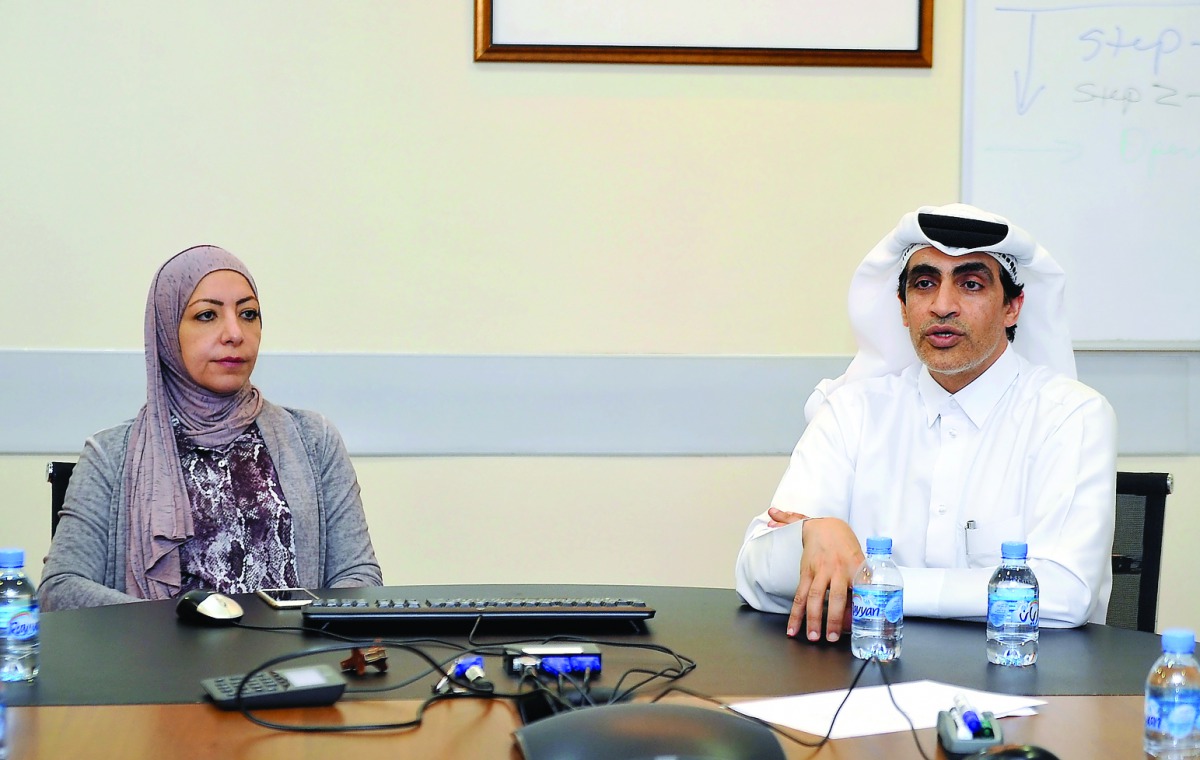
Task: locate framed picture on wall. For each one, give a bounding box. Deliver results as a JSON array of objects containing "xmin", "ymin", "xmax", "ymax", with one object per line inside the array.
[{"xmin": 475, "ymin": 0, "xmax": 934, "ymax": 68}]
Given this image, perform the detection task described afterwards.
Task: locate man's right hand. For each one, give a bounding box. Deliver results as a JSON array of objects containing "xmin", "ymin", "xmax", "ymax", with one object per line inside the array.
[
  {"xmin": 786, "ymin": 517, "xmax": 863, "ymax": 643},
  {"xmin": 766, "ymin": 506, "xmax": 806, "ymax": 528}
]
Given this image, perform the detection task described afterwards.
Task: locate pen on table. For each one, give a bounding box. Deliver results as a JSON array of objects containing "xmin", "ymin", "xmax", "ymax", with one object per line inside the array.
[
  {"xmin": 948, "ymin": 707, "xmax": 973, "ymax": 740},
  {"xmin": 953, "ymin": 694, "xmax": 993, "ymax": 738}
]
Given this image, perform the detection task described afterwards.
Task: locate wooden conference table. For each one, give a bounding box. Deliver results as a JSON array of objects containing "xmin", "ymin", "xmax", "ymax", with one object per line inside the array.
[{"xmin": 5, "ymin": 584, "xmax": 1159, "ymax": 759}]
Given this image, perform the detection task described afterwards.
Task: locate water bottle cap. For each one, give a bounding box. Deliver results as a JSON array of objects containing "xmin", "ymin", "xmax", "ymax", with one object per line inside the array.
[
  {"xmin": 0, "ymin": 548, "xmax": 25, "ymax": 568},
  {"xmin": 1000, "ymin": 541, "xmax": 1028, "ymax": 559},
  {"xmin": 865, "ymin": 536, "xmax": 892, "ymax": 554},
  {"xmin": 1162, "ymin": 629, "xmax": 1197, "ymax": 655}
]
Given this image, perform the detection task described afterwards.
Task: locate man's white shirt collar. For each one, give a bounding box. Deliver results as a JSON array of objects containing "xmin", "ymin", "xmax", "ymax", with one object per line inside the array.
[{"xmin": 917, "ymin": 345, "xmax": 1021, "ymax": 429}]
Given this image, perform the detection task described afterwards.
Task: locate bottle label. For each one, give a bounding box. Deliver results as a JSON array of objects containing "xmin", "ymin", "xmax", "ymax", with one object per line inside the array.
[
  {"xmin": 0, "ymin": 601, "xmax": 36, "ymax": 640},
  {"xmin": 6, "ymin": 609, "xmax": 37, "ymax": 641},
  {"xmin": 988, "ymin": 588, "xmax": 1038, "ymax": 628},
  {"xmin": 852, "ymin": 587, "xmax": 903, "ymax": 625},
  {"xmin": 1146, "ymin": 694, "xmax": 1200, "ymax": 738}
]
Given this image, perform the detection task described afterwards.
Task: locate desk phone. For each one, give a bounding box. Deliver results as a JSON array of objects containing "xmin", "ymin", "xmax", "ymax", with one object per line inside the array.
[{"xmin": 201, "ymin": 663, "xmax": 346, "ymax": 710}]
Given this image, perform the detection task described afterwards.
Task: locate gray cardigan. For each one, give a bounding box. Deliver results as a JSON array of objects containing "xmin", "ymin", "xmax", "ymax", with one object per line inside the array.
[{"xmin": 40, "ymin": 401, "xmax": 383, "ymax": 610}]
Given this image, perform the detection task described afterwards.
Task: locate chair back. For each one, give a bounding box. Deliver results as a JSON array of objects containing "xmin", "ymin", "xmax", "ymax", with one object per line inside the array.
[
  {"xmin": 1107, "ymin": 471, "xmax": 1171, "ymax": 633},
  {"xmin": 46, "ymin": 461, "xmax": 76, "ymax": 537}
]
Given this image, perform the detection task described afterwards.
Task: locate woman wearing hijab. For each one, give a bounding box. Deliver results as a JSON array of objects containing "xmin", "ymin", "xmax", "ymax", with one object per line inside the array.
[{"xmin": 40, "ymin": 245, "xmax": 383, "ymax": 610}]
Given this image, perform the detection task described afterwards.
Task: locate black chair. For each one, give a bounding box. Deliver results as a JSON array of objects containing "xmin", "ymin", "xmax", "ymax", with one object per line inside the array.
[
  {"xmin": 46, "ymin": 461, "xmax": 76, "ymax": 537},
  {"xmin": 1107, "ymin": 471, "xmax": 1171, "ymax": 633}
]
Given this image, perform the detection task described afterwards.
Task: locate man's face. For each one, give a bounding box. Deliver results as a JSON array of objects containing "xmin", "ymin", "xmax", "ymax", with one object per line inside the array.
[{"xmin": 899, "ymin": 247, "xmax": 1023, "ymax": 393}]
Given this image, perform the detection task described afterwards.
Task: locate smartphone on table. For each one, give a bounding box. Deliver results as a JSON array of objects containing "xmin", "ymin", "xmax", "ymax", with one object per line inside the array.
[{"xmin": 256, "ymin": 588, "xmax": 319, "ymax": 609}]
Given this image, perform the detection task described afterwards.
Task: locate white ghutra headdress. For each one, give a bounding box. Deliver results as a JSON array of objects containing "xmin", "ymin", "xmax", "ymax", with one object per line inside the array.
[{"xmin": 804, "ymin": 203, "xmax": 1075, "ymax": 422}]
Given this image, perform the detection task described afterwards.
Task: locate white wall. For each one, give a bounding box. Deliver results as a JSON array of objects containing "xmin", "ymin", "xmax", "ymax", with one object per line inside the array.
[{"xmin": 2, "ymin": 3, "xmax": 1195, "ymax": 633}]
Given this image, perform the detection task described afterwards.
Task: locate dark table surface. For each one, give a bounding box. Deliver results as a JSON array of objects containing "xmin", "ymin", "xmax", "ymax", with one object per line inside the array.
[{"xmin": 8, "ymin": 584, "xmax": 1162, "ymax": 707}]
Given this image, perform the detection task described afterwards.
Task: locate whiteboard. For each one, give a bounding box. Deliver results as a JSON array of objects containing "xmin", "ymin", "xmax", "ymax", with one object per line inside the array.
[{"xmin": 963, "ymin": 1, "xmax": 1200, "ymax": 347}]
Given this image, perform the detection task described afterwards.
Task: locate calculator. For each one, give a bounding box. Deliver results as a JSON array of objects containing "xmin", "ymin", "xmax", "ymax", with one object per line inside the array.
[{"xmin": 201, "ymin": 663, "xmax": 346, "ymax": 710}]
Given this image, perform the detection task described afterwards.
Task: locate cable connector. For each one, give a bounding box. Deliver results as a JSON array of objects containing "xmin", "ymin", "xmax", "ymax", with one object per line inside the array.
[
  {"xmin": 433, "ymin": 655, "xmax": 494, "ymax": 694},
  {"xmin": 505, "ymin": 644, "xmax": 602, "ymax": 676}
]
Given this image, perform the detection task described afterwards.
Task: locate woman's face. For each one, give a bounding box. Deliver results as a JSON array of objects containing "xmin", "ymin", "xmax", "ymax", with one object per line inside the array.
[{"xmin": 177, "ymin": 270, "xmax": 261, "ymax": 395}]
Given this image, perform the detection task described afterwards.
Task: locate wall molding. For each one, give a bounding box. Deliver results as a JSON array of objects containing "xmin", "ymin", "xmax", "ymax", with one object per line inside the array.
[{"xmin": 1, "ymin": 349, "xmax": 1194, "ymax": 456}]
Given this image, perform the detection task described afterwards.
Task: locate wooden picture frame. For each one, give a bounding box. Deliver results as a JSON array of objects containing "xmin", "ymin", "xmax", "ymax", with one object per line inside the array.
[{"xmin": 475, "ymin": 0, "xmax": 934, "ymax": 68}]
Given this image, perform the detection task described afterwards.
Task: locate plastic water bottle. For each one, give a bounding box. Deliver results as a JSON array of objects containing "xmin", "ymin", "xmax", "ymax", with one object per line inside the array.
[
  {"xmin": 986, "ymin": 541, "xmax": 1039, "ymax": 667},
  {"xmin": 1145, "ymin": 629, "xmax": 1200, "ymax": 758},
  {"xmin": 0, "ymin": 549, "xmax": 39, "ymax": 682},
  {"xmin": 850, "ymin": 536, "xmax": 903, "ymax": 662}
]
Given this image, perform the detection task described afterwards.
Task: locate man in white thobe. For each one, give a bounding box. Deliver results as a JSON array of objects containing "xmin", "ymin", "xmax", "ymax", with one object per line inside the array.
[{"xmin": 735, "ymin": 203, "xmax": 1116, "ymax": 643}]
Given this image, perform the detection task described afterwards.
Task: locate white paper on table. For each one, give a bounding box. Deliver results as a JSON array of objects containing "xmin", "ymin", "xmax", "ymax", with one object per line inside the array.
[{"xmin": 731, "ymin": 680, "xmax": 1047, "ymax": 740}]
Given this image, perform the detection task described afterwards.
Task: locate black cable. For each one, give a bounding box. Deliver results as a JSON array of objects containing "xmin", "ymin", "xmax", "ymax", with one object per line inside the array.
[
  {"xmin": 518, "ymin": 664, "xmax": 574, "ymax": 714},
  {"xmin": 607, "ymin": 665, "xmax": 688, "ymax": 705},
  {"xmin": 460, "ymin": 619, "xmax": 699, "ymax": 714},
  {"xmin": 168, "ymin": 595, "xmax": 680, "ymax": 735},
  {"xmin": 464, "ymin": 615, "xmax": 537, "ymax": 658},
  {"xmin": 233, "ymin": 642, "xmax": 497, "ymax": 732},
  {"xmin": 229, "ymin": 620, "xmax": 480, "ymax": 694},
  {"xmin": 230, "ymin": 616, "xmax": 941, "ymax": 756},
  {"xmin": 581, "ymin": 668, "xmax": 593, "ymax": 700},
  {"xmin": 222, "ymin": 618, "xmax": 697, "ymax": 733},
  {"xmin": 353, "ymin": 649, "xmax": 487, "ymax": 696},
  {"xmin": 649, "ymin": 654, "xmax": 874, "ymax": 753},
  {"xmin": 557, "ymin": 668, "xmax": 597, "ymax": 707},
  {"xmin": 650, "ymin": 685, "xmax": 828, "ymax": 751},
  {"xmin": 229, "ymin": 634, "xmax": 645, "ymax": 734},
  {"xmin": 537, "ymin": 634, "xmax": 698, "ymax": 702},
  {"xmin": 875, "ymin": 657, "xmax": 934, "ymax": 760},
  {"xmin": 464, "ymin": 628, "xmax": 697, "ymax": 705}
]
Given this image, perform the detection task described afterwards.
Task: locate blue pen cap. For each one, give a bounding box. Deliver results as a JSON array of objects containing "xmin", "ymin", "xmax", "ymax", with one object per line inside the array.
[
  {"xmin": 0, "ymin": 549, "xmax": 24, "ymax": 568},
  {"xmin": 1000, "ymin": 541, "xmax": 1028, "ymax": 560},
  {"xmin": 1162, "ymin": 629, "xmax": 1197, "ymax": 655},
  {"xmin": 865, "ymin": 536, "xmax": 892, "ymax": 555}
]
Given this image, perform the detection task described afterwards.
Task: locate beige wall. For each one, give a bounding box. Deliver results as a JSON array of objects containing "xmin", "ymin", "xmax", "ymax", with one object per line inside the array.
[
  {"xmin": 3, "ymin": 2, "xmax": 960, "ymax": 355},
  {"xmin": 2, "ymin": 3, "xmax": 1195, "ymax": 633}
]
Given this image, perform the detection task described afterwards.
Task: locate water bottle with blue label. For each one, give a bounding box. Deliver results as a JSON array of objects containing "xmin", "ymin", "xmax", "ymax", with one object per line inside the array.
[
  {"xmin": 986, "ymin": 541, "xmax": 1038, "ymax": 667},
  {"xmin": 1145, "ymin": 628, "xmax": 1200, "ymax": 758},
  {"xmin": 0, "ymin": 549, "xmax": 39, "ymax": 682},
  {"xmin": 850, "ymin": 536, "xmax": 903, "ymax": 662}
]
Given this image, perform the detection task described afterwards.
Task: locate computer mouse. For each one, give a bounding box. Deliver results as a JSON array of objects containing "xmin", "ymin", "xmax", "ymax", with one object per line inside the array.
[
  {"xmin": 175, "ymin": 590, "xmax": 244, "ymax": 626},
  {"xmin": 514, "ymin": 702, "xmax": 785, "ymax": 760},
  {"xmin": 972, "ymin": 744, "xmax": 1061, "ymax": 760}
]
